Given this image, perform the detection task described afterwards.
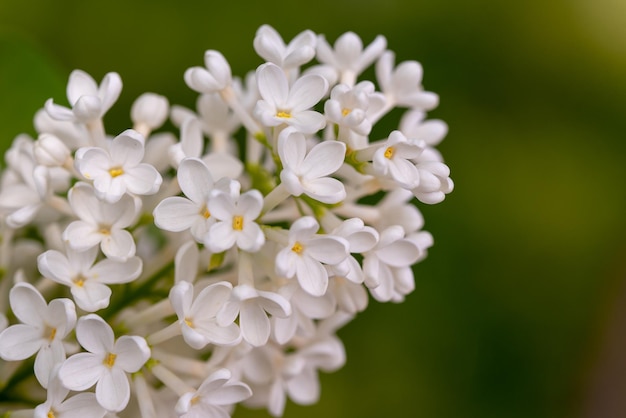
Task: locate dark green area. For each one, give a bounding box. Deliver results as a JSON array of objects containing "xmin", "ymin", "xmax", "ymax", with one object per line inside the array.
[{"xmin": 1, "ymin": 0, "xmax": 625, "ymax": 417}]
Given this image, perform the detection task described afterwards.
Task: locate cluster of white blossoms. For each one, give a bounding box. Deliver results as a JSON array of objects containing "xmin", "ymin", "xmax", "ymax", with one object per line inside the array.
[{"xmin": 0, "ymin": 25, "xmax": 453, "ymax": 417}]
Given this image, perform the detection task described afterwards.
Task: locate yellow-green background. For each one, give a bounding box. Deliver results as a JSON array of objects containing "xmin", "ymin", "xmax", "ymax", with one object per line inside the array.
[{"xmin": 1, "ymin": 0, "xmax": 626, "ymax": 417}]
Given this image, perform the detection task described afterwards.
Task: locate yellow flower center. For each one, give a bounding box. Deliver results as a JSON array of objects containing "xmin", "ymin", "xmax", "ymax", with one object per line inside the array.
[
  {"xmin": 200, "ymin": 205, "xmax": 211, "ymax": 219},
  {"xmin": 232, "ymin": 215, "xmax": 244, "ymax": 231},
  {"xmin": 109, "ymin": 167, "xmax": 124, "ymax": 178},
  {"xmin": 384, "ymin": 146, "xmax": 395, "ymax": 159},
  {"xmin": 47, "ymin": 410, "xmax": 56, "ymax": 418},
  {"xmin": 73, "ymin": 274, "xmax": 86, "ymax": 287},
  {"xmin": 342, "ymin": 108, "xmax": 351, "ymax": 117},
  {"xmin": 276, "ymin": 110, "xmax": 292, "ymax": 119},
  {"xmin": 184, "ymin": 317, "xmax": 194, "ymax": 328},
  {"xmin": 291, "ymin": 241, "xmax": 304, "ymax": 254},
  {"xmin": 104, "ymin": 352, "xmax": 117, "ymax": 368},
  {"xmin": 48, "ymin": 327, "xmax": 57, "ymax": 342}
]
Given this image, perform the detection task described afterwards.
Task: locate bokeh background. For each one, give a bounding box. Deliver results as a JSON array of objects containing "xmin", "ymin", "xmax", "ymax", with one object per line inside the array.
[{"xmin": 1, "ymin": 0, "xmax": 626, "ymax": 417}]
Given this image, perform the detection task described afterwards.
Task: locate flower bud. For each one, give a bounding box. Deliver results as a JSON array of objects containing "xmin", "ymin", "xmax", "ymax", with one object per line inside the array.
[
  {"xmin": 131, "ymin": 93, "xmax": 169, "ymax": 134},
  {"xmin": 34, "ymin": 133, "xmax": 71, "ymax": 167}
]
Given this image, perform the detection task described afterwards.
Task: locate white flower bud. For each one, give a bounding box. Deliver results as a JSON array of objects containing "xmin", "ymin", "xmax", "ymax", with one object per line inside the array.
[
  {"xmin": 34, "ymin": 133, "xmax": 70, "ymax": 167},
  {"xmin": 131, "ymin": 93, "xmax": 169, "ymax": 134}
]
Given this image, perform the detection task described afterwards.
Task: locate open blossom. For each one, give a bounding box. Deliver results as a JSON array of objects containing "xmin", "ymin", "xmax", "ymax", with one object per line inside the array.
[
  {"xmin": 169, "ymin": 280, "xmax": 241, "ymax": 349},
  {"xmin": 75, "ymin": 129, "xmax": 162, "ymax": 203},
  {"xmin": 275, "ymin": 217, "xmax": 349, "ymax": 297},
  {"xmin": 254, "ymin": 62, "xmax": 328, "ymax": 133},
  {"xmin": 254, "ymin": 24, "xmax": 317, "ymax": 70},
  {"xmin": 45, "ymin": 69, "xmax": 122, "ymax": 123},
  {"xmin": 372, "ymin": 130, "xmax": 425, "ymax": 189},
  {"xmin": 205, "ymin": 180, "xmax": 265, "ymax": 253},
  {"xmin": 153, "ymin": 157, "xmax": 216, "ymax": 242},
  {"xmin": 185, "ymin": 50, "xmax": 232, "ymax": 94},
  {"xmin": 59, "ymin": 314, "xmax": 150, "ymax": 412},
  {"xmin": 64, "ymin": 182, "xmax": 138, "ymax": 260},
  {"xmin": 37, "ymin": 245, "xmax": 142, "ymax": 312},
  {"xmin": 0, "ymin": 283, "xmax": 76, "ymax": 388},
  {"xmin": 278, "ymin": 128, "xmax": 346, "ymax": 204},
  {"xmin": 176, "ymin": 368, "xmax": 252, "ymax": 418}
]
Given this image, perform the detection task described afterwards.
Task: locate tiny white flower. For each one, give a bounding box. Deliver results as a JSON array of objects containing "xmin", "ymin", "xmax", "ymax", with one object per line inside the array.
[
  {"xmin": 205, "ymin": 180, "xmax": 265, "ymax": 253},
  {"xmin": 316, "ymin": 32, "xmax": 387, "ymax": 85},
  {"xmin": 254, "ymin": 24, "xmax": 317, "ymax": 70},
  {"xmin": 169, "ymin": 280, "xmax": 241, "ymax": 349},
  {"xmin": 275, "ymin": 216, "xmax": 348, "ymax": 297},
  {"xmin": 34, "ymin": 133, "xmax": 71, "ymax": 167},
  {"xmin": 75, "ymin": 129, "xmax": 163, "ymax": 203},
  {"xmin": 411, "ymin": 161, "xmax": 454, "ymax": 204},
  {"xmin": 64, "ymin": 182, "xmax": 139, "ymax": 260},
  {"xmin": 0, "ymin": 282, "xmax": 76, "ymax": 388},
  {"xmin": 37, "ymin": 245, "xmax": 142, "ymax": 312},
  {"xmin": 58, "ymin": 314, "xmax": 151, "ymax": 412},
  {"xmin": 324, "ymin": 81, "xmax": 386, "ymax": 137},
  {"xmin": 217, "ymin": 284, "xmax": 291, "ymax": 347},
  {"xmin": 372, "ymin": 130, "xmax": 424, "ymax": 189},
  {"xmin": 184, "ymin": 50, "xmax": 232, "ymax": 94},
  {"xmin": 131, "ymin": 93, "xmax": 170, "ymax": 135},
  {"xmin": 376, "ymin": 51, "xmax": 439, "ymax": 110},
  {"xmin": 254, "ymin": 63, "xmax": 328, "ymax": 134},
  {"xmin": 175, "ymin": 368, "xmax": 252, "ymax": 418},
  {"xmin": 45, "ymin": 69, "xmax": 122, "ymax": 123},
  {"xmin": 329, "ymin": 218, "xmax": 379, "ymax": 284},
  {"xmin": 153, "ymin": 158, "xmax": 215, "ymax": 242},
  {"xmin": 34, "ymin": 365, "xmax": 107, "ymax": 418},
  {"xmin": 363, "ymin": 225, "xmax": 420, "ymax": 297},
  {"xmin": 278, "ymin": 128, "xmax": 346, "ymax": 204}
]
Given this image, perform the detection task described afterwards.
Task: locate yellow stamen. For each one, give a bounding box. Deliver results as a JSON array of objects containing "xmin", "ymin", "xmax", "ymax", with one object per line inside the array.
[
  {"xmin": 232, "ymin": 215, "xmax": 244, "ymax": 231},
  {"xmin": 104, "ymin": 352, "xmax": 117, "ymax": 368},
  {"xmin": 73, "ymin": 275, "xmax": 86, "ymax": 287},
  {"xmin": 384, "ymin": 146, "xmax": 394, "ymax": 159},
  {"xmin": 184, "ymin": 318, "xmax": 194, "ymax": 328},
  {"xmin": 48, "ymin": 410, "xmax": 56, "ymax": 418},
  {"xmin": 200, "ymin": 205, "xmax": 211, "ymax": 219},
  {"xmin": 109, "ymin": 167, "xmax": 124, "ymax": 178},
  {"xmin": 291, "ymin": 241, "xmax": 304, "ymax": 255},
  {"xmin": 276, "ymin": 110, "xmax": 292, "ymax": 119},
  {"xmin": 342, "ymin": 108, "xmax": 351, "ymax": 117},
  {"xmin": 190, "ymin": 396, "xmax": 200, "ymax": 405},
  {"xmin": 99, "ymin": 225, "xmax": 111, "ymax": 235},
  {"xmin": 48, "ymin": 327, "xmax": 57, "ymax": 342}
]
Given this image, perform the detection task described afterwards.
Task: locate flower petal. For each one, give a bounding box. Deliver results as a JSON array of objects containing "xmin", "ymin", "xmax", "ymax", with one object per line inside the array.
[
  {"xmin": 96, "ymin": 367, "xmax": 130, "ymax": 412},
  {"xmin": 76, "ymin": 314, "xmax": 114, "ymax": 354},
  {"xmin": 114, "ymin": 335, "xmax": 150, "ymax": 373}
]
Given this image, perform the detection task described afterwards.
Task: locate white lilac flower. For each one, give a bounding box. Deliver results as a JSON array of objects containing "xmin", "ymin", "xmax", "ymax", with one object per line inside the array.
[
  {"xmin": 411, "ymin": 161, "xmax": 454, "ymax": 204},
  {"xmin": 175, "ymin": 368, "xmax": 252, "ymax": 418},
  {"xmin": 45, "ymin": 69, "xmax": 122, "ymax": 123},
  {"xmin": 372, "ymin": 130, "xmax": 425, "ymax": 189},
  {"xmin": 277, "ymin": 128, "xmax": 346, "ymax": 204},
  {"xmin": 329, "ymin": 218, "xmax": 379, "ymax": 284},
  {"xmin": 205, "ymin": 180, "xmax": 265, "ymax": 253},
  {"xmin": 184, "ymin": 50, "xmax": 233, "ymax": 94},
  {"xmin": 64, "ymin": 182, "xmax": 138, "ymax": 260},
  {"xmin": 153, "ymin": 157, "xmax": 215, "ymax": 242},
  {"xmin": 169, "ymin": 280, "xmax": 241, "ymax": 349},
  {"xmin": 275, "ymin": 216, "xmax": 349, "ymax": 297},
  {"xmin": 376, "ymin": 50, "xmax": 439, "ymax": 110},
  {"xmin": 34, "ymin": 133, "xmax": 71, "ymax": 167},
  {"xmin": 37, "ymin": 245, "xmax": 142, "ymax": 312},
  {"xmin": 254, "ymin": 63, "xmax": 328, "ymax": 134},
  {"xmin": 254, "ymin": 24, "xmax": 317, "ymax": 70},
  {"xmin": 217, "ymin": 284, "xmax": 291, "ymax": 347},
  {"xmin": 34, "ymin": 365, "xmax": 107, "ymax": 418},
  {"xmin": 75, "ymin": 129, "xmax": 162, "ymax": 203},
  {"xmin": 0, "ymin": 282, "xmax": 76, "ymax": 388},
  {"xmin": 131, "ymin": 92, "xmax": 170, "ymax": 137},
  {"xmin": 363, "ymin": 225, "xmax": 421, "ymax": 298},
  {"xmin": 324, "ymin": 81, "xmax": 386, "ymax": 138},
  {"xmin": 58, "ymin": 314, "xmax": 151, "ymax": 412},
  {"xmin": 316, "ymin": 32, "xmax": 387, "ymax": 86}
]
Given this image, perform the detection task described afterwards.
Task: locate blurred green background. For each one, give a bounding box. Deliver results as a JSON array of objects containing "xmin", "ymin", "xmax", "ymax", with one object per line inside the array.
[{"xmin": 1, "ymin": 0, "xmax": 626, "ymax": 417}]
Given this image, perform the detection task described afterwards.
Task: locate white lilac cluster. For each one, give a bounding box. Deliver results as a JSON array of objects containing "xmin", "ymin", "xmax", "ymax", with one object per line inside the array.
[{"xmin": 0, "ymin": 25, "xmax": 452, "ymax": 417}]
